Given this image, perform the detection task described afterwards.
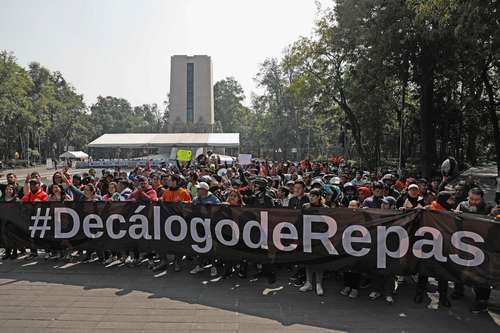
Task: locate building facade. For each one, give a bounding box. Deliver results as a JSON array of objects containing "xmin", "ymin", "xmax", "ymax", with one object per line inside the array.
[{"xmin": 168, "ymin": 55, "xmax": 215, "ymax": 133}]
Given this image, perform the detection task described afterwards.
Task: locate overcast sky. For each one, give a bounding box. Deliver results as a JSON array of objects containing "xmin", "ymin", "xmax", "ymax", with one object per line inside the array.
[{"xmin": 0, "ymin": 0, "xmax": 327, "ymax": 107}]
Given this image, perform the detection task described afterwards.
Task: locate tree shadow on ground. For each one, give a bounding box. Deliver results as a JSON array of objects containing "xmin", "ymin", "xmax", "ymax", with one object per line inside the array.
[{"xmin": 0, "ymin": 258, "xmax": 498, "ymax": 333}]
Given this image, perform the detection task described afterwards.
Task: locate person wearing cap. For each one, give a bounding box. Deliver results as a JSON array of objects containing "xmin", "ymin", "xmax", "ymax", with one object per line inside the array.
[
  {"xmin": 192, "ymin": 182, "xmax": 220, "ymax": 205},
  {"xmin": 244, "ymin": 177, "xmax": 275, "ymax": 208},
  {"xmin": 361, "ymin": 182, "xmax": 385, "ymax": 209},
  {"xmin": 310, "ymin": 178, "xmax": 325, "ymax": 190},
  {"xmin": 276, "ymin": 187, "xmax": 290, "ymax": 207},
  {"xmin": 340, "ymin": 182, "xmax": 357, "ymax": 207},
  {"xmin": 368, "ymin": 196, "xmax": 397, "ymax": 304},
  {"xmin": 357, "ymin": 186, "xmax": 371, "ymax": 203},
  {"xmin": 381, "ymin": 196, "xmax": 396, "ymax": 209},
  {"xmin": 299, "ymin": 188, "xmax": 328, "ymax": 296},
  {"xmin": 72, "ymin": 174, "xmax": 83, "ymax": 189},
  {"xmin": 382, "ymin": 174, "xmax": 400, "ymax": 198},
  {"xmin": 189, "ymin": 181, "xmax": 221, "ymax": 275},
  {"xmin": 21, "ymin": 177, "xmax": 48, "ymax": 203},
  {"xmin": 21, "ymin": 176, "xmax": 48, "ymax": 258},
  {"xmin": 23, "ymin": 171, "xmax": 45, "ymax": 196},
  {"xmin": 396, "ymin": 184, "xmax": 424, "ymax": 209}
]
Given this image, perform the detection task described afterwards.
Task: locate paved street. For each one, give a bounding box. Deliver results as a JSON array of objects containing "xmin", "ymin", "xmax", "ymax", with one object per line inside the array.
[{"xmin": 0, "ymin": 257, "xmax": 498, "ymax": 333}]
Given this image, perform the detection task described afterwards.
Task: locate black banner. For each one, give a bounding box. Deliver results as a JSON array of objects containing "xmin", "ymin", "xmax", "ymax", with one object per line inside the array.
[{"xmin": 0, "ymin": 202, "xmax": 499, "ymax": 288}]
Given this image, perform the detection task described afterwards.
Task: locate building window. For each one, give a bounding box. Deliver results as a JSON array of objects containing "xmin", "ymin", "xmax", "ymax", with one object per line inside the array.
[{"xmin": 186, "ymin": 63, "xmax": 194, "ymax": 123}]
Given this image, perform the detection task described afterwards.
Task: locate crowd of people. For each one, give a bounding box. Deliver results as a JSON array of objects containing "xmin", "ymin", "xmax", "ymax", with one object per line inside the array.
[{"xmin": 0, "ymin": 154, "xmax": 497, "ymax": 314}]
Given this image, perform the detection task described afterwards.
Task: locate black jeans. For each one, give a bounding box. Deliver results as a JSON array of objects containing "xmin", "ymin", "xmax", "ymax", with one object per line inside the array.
[
  {"xmin": 344, "ymin": 272, "xmax": 361, "ymax": 289},
  {"xmin": 454, "ymin": 283, "xmax": 490, "ymax": 301}
]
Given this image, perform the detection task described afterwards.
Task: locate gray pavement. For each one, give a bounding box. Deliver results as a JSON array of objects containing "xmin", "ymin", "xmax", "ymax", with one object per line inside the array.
[{"xmin": 0, "ymin": 257, "xmax": 498, "ymax": 333}]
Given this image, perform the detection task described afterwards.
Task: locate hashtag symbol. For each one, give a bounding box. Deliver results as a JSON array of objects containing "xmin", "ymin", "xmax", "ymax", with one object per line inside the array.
[{"xmin": 30, "ymin": 208, "xmax": 52, "ymax": 238}]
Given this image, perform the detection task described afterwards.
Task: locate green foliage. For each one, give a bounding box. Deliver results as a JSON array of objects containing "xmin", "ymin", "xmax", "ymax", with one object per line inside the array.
[
  {"xmin": 0, "ymin": 52, "xmax": 167, "ymax": 162},
  {"xmin": 221, "ymin": 0, "xmax": 499, "ymax": 175}
]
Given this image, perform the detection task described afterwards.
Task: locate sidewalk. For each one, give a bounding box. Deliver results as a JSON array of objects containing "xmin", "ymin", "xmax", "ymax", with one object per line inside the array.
[{"xmin": 0, "ymin": 257, "xmax": 498, "ymax": 333}]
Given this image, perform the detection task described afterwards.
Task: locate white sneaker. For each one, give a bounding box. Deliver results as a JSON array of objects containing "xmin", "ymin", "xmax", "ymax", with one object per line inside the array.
[
  {"xmin": 340, "ymin": 286, "xmax": 351, "ymax": 296},
  {"xmin": 104, "ymin": 257, "xmax": 113, "ymax": 265},
  {"xmin": 210, "ymin": 266, "xmax": 218, "ymax": 277},
  {"xmin": 385, "ymin": 296, "xmax": 394, "ymax": 304},
  {"xmin": 369, "ymin": 291, "xmax": 381, "ymax": 300},
  {"xmin": 190, "ymin": 265, "xmax": 204, "ymax": 275},
  {"xmin": 299, "ymin": 282, "xmax": 313, "ymax": 292},
  {"xmin": 44, "ymin": 253, "xmax": 51, "ymax": 260},
  {"xmin": 316, "ymin": 283, "xmax": 324, "ymax": 296},
  {"xmin": 349, "ymin": 289, "xmax": 359, "ymax": 298},
  {"xmin": 125, "ymin": 256, "xmax": 134, "ymax": 265}
]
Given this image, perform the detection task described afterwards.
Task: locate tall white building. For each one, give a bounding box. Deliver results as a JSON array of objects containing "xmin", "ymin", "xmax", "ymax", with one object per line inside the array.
[{"xmin": 168, "ymin": 55, "xmax": 215, "ymax": 132}]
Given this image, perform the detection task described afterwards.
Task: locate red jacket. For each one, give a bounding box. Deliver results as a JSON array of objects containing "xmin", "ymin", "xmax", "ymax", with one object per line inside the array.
[
  {"xmin": 21, "ymin": 188, "xmax": 49, "ymax": 202},
  {"xmin": 127, "ymin": 186, "xmax": 158, "ymax": 202}
]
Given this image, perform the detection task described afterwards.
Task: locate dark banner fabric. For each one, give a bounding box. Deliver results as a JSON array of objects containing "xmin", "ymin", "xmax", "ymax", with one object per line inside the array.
[{"xmin": 0, "ymin": 202, "xmax": 499, "ymax": 288}]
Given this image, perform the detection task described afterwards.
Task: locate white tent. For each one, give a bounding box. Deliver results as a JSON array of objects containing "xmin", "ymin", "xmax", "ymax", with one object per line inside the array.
[
  {"xmin": 59, "ymin": 151, "xmax": 89, "ymax": 160},
  {"xmin": 87, "ymin": 133, "xmax": 240, "ymax": 148}
]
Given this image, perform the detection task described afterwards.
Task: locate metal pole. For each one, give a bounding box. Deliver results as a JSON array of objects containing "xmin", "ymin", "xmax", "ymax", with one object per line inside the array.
[{"xmin": 27, "ymin": 131, "xmax": 30, "ymax": 165}]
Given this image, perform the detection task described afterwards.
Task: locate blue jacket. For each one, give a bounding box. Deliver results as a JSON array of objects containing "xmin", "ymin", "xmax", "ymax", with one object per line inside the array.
[{"xmin": 192, "ymin": 193, "xmax": 221, "ymax": 205}]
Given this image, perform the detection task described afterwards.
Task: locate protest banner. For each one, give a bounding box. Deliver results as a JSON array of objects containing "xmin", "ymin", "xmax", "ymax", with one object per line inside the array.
[
  {"xmin": 238, "ymin": 154, "xmax": 252, "ymax": 166},
  {"xmin": 0, "ymin": 202, "xmax": 498, "ymax": 288}
]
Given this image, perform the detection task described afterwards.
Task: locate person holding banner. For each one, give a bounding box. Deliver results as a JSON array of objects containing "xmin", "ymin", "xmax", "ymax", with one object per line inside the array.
[
  {"xmin": 154, "ymin": 174, "xmax": 192, "ymax": 273},
  {"xmin": 127, "ymin": 176, "xmax": 158, "ymax": 202},
  {"xmin": 454, "ymin": 187, "xmax": 493, "ymax": 314},
  {"xmin": 414, "ymin": 191, "xmax": 456, "ymax": 307},
  {"xmin": 299, "ymin": 188, "xmax": 328, "ymax": 296}
]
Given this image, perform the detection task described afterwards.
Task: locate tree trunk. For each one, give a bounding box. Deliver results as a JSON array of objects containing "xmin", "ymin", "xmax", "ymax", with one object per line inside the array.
[
  {"xmin": 419, "ymin": 45, "xmax": 436, "ymax": 179},
  {"xmin": 482, "ymin": 66, "xmax": 500, "ymax": 176}
]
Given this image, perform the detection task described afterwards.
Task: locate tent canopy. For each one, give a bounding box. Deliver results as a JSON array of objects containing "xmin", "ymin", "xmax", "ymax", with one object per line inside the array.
[
  {"xmin": 59, "ymin": 151, "xmax": 89, "ymax": 159},
  {"xmin": 87, "ymin": 133, "xmax": 240, "ymax": 148}
]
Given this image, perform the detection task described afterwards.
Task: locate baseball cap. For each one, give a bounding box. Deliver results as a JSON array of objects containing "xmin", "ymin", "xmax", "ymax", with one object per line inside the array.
[
  {"xmin": 408, "ymin": 184, "xmax": 419, "ymax": 190},
  {"xmin": 28, "ymin": 177, "xmax": 40, "ymax": 184},
  {"xmin": 195, "ymin": 182, "xmax": 209, "ymax": 191}
]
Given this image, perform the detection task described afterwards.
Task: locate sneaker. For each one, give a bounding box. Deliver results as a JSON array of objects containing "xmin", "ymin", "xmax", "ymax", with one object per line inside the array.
[
  {"xmin": 369, "ymin": 291, "xmax": 381, "ymax": 300},
  {"xmin": 299, "ymin": 282, "xmax": 313, "ymax": 292},
  {"xmin": 293, "ymin": 278, "xmax": 305, "ymax": 287},
  {"xmin": 125, "ymin": 256, "xmax": 133, "ymax": 265},
  {"xmin": 210, "ymin": 266, "xmax": 218, "ymax": 277},
  {"xmin": 340, "ymin": 286, "xmax": 351, "ymax": 296},
  {"xmin": 348, "ymin": 289, "xmax": 359, "ymax": 298},
  {"xmin": 316, "ymin": 283, "xmax": 324, "ymax": 296},
  {"xmin": 385, "ymin": 296, "xmax": 394, "ymax": 304},
  {"xmin": 470, "ymin": 300, "xmax": 488, "ymax": 314},
  {"xmin": 190, "ymin": 265, "xmax": 204, "ymax": 275},
  {"xmin": 152, "ymin": 261, "xmax": 168, "ymax": 273},
  {"xmin": 44, "ymin": 252, "xmax": 51, "ymax": 260},
  {"xmin": 104, "ymin": 257, "xmax": 114, "ymax": 265}
]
